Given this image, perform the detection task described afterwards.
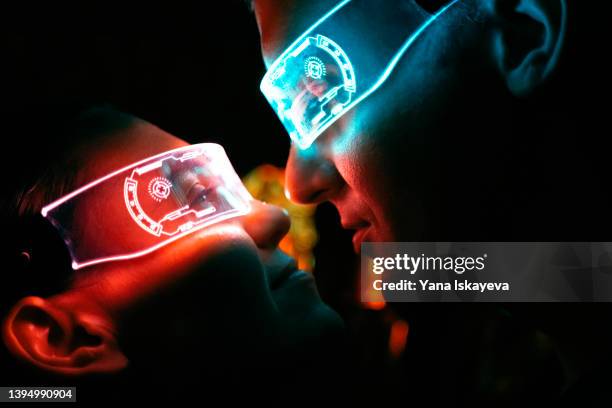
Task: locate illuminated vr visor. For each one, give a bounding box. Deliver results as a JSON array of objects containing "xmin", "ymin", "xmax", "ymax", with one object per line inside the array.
[
  {"xmin": 260, "ymin": 0, "xmax": 459, "ymax": 149},
  {"xmin": 42, "ymin": 144, "xmax": 252, "ymax": 270}
]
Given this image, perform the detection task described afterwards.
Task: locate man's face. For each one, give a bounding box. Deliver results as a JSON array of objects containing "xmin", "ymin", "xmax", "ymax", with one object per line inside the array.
[
  {"xmin": 17, "ymin": 118, "xmax": 342, "ymax": 382},
  {"xmin": 256, "ymin": 0, "xmax": 503, "ymax": 250}
]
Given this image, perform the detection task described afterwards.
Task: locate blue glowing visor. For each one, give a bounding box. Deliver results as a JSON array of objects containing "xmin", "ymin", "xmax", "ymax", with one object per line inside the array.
[{"xmin": 260, "ymin": 0, "xmax": 459, "ymax": 149}]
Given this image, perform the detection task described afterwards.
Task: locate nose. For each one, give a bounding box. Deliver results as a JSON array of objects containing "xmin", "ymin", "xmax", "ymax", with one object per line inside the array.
[
  {"xmin": 285, "ymin": 144, "xmax": 343, "ymax": 205},
  {"xmin": 241, "ymin": 200, "xmax": 291, "ymax": 250}
]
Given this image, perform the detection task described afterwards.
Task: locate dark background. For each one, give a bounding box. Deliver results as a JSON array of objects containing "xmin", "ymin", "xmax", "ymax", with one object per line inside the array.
[
  {"xmin": 1, "ymin": 1, "xmax": 611, "ymax": 406},
  {"xmin": 1, "ymin": 1, "xmax": 284, "ymax": 173}
]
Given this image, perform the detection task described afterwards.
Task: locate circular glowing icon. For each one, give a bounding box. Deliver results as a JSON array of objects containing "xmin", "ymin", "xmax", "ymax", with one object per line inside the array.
[
  {"xmin": 148, "ymin": 177, "xmax": 172, "ymax": 202},
  {"xmin": 305, "ymin": 56, "xmax": 326, "ymax": 80}
]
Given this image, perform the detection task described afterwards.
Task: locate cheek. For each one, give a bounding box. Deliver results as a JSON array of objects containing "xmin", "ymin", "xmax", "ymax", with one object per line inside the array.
[
  {"xmin": 76, "ymin": 225, "xmax": 272, "ymax": 313},
  {"xmin": 79, "ymin": 233, "xmax": 281, "ymax": 368},
  {"xmin": 333, "ymin": 133, "xmax": 403, "ymax": 239},
  {"xmin": 331, "ymin": 82, "xmax": 452, "ymax": 239},
  {"xmin": 327, "ymin": 26, "xmax": 483, "ymax": 239}
]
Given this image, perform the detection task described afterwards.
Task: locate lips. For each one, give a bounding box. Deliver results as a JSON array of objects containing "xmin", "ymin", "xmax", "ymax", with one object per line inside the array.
[
  {"xmin": 351, "ymin": 225, "xmax": 371, "ymax": 254},
  {"xmin": 339, "ymin": 213, "xmax": 372, "ymax": 254},
  {"xmin": 338, "ymin": 216, "xmax": 369, "ymax": 253},
  {"xmin": 333, "ymin": 193, "xmax": 375, "ymax": 253},
  {"xmin": 265, "ymin": 251, "xmax": 301, "ymax": 290}
]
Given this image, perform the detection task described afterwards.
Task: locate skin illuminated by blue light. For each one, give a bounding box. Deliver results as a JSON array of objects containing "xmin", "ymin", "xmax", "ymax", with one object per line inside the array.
[
  {"xmin": 261, "ymin": 0, "xmax": 460, "ymax": 150},
  {"xmin": 288, "ymin": 34, "xmax": 355, "ymax": 146}
]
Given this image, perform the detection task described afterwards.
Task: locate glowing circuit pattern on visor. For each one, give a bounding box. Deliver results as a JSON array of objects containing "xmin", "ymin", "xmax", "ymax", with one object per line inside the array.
[
  {"xmin": 264, "ymin": 33, "xmax": 357, "ymax": 150},
  {"xmin": 42, "ymin": 144, "xmax": 252, "ymax": 270},
  {"xmin": 124, "ymin": 152, "xmax": 218, "ymax": 237},
  {"xmin": 260, "ymin": 0, "xmax": 459, "ymax": 149}
]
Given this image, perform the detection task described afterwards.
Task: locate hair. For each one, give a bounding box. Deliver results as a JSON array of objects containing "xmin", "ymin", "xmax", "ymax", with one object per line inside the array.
[{"xmin": 0, "ymin": 105, "xmax": 135, "ymax": 321}]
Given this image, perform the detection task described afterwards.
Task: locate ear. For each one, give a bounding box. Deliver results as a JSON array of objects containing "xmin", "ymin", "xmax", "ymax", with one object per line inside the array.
[
  {"xmin": 490, "ymin": 0, "xmax": 567, "ymax": 96},
  {"xmin": 2, "ymin": 296, "xmax": 127, "ymax": 375}
]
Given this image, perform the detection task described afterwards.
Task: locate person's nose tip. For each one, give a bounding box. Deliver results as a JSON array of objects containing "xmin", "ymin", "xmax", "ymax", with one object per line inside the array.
[
  {"xmin": 241, "ymin": 200, "xmax": 290, "ymax": 250},
  {"xmin": 285, "ymin": 145, "xmax": 341, "ymax": 205}
]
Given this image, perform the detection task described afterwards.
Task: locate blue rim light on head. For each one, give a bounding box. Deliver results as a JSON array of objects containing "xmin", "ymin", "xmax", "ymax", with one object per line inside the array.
[{"xmin": 260, "ymin": 0, "xmax": 460, "ymax": 149}]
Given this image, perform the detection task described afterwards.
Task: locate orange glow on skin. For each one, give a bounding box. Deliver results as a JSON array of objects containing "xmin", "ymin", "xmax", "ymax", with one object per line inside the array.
[
  {"xmin": 360, "ymin": 257, "xmax": 386, "ymax": 308},
  {"xmin": 364, "ymin": 301, "xmax": 386, "ymax": 311},
  {"xmin": 388, "ymin": 319, "xmax": 410, "ymax": 359}
]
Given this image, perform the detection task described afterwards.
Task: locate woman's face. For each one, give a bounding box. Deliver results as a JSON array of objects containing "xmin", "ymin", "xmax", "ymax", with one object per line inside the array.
[{"xmin": 41, "ymin": 119, "xmax": 343, "ymax": 381}]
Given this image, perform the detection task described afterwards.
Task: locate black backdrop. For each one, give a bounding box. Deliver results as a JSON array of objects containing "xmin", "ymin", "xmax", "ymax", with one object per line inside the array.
[{"xmin": 1, "ymin": 1, "xmax": 612, "ymax": 406}]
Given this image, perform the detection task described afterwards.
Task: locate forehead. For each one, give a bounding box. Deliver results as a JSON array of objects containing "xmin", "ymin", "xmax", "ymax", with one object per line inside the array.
[
  {"xmin": 256, "ymin": 0, "xmax": 340, "ymax": 66},
  {"xmin": 74, "ymin": 120, "xmax": 187, "ymax": 187},
  {"xmin": 257, "ymin": 0, "xmax": 451, "ymax": 70}
]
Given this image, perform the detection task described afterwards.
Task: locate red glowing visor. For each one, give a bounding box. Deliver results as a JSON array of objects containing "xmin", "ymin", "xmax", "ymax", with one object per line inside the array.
[{"xmin": 41, "ymin": 144, "xmax": 252, "ymax": 270}]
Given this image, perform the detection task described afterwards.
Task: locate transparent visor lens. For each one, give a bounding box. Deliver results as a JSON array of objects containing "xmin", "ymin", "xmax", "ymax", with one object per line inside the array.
[
  {"xmin": 260, "ymin": 0, "xmax": 458, "ymax": 149},
  {"xmin": 42, "ymin": 144, "xmax": 252, "ymax": 270}
]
